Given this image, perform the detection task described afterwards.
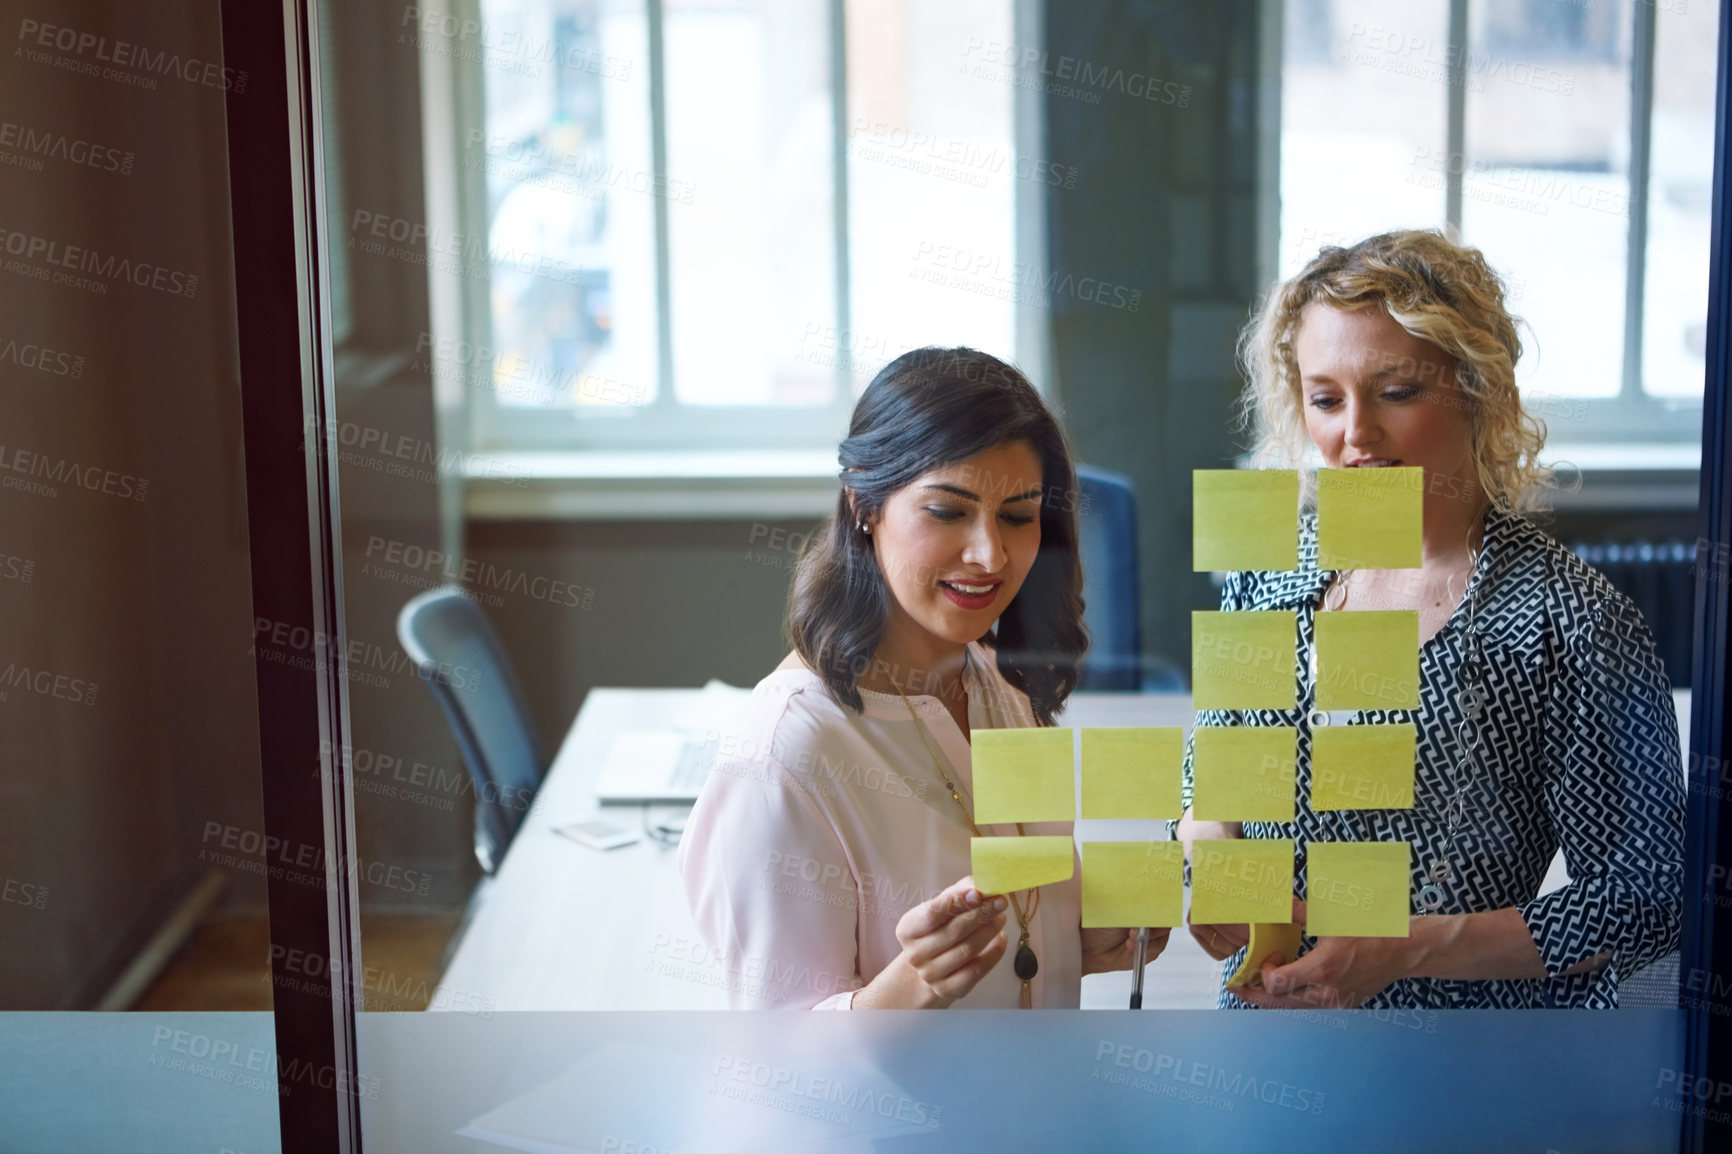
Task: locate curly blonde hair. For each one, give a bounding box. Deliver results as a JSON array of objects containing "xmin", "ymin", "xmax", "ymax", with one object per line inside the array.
[{"xmin": 1238, "ymin": 229, "xmax": 1551, "ymax": 512}]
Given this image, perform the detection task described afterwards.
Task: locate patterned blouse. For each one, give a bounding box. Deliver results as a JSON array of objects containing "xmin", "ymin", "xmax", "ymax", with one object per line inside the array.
[{"xmin": 1181, "ymin": 507, "xmax": 1685, "ymax": 1009}]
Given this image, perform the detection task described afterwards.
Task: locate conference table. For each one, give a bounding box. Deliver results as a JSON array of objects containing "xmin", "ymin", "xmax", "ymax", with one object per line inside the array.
[
  {"xmin": 430, "ymin": 687, "xmax": 1224, "ymax": 1012},
  {"xmin": 430, "ymin": 685, "xmax": 1691, "ymax": 1013}
]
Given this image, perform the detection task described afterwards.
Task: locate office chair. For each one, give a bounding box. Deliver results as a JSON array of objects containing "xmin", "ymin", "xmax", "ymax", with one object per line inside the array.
[
  {"xmin": 1074, "ymin": 465, "xmax": 1141, "ymax": 691},
  {"xmin": 1616, "ymin": 952, "xmax": 1680, "ymax": 1009},
  {"xmin": 396, "ymin": 587, "xmax": 544, "ymax": 874},
  {"xmin": 1074, "ymin": 465, "xmax": 1183, "ymax": 692}
]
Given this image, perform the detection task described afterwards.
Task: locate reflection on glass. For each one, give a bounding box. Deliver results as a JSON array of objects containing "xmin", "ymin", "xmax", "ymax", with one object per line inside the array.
[
  {"xmin": 1278, "ymin": 0, "xmax": 1449, "ymax": 278},
  {"xmin": 846, "ymin": 0, "xmax": 1015, "ymax": 391},
  {"xmin": 1644, "ymin": 0, "xmax": 1717, "ymax": 400},
  {"xmin": 664, "ymin": 0, "xmax": 836, "ymax": 406},
  {"xmin": 1462, "ymin": 0, "xmax": 1630, "ymax": 400},
  {"xmin": 480, "ymin": 0, "xmax": 657, "ymax": 410}
]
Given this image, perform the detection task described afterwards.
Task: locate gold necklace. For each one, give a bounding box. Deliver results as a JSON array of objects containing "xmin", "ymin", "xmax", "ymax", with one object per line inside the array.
[{"xmin": 884, "ymin": 669, "xmax": 1041, "ymax": 1010}]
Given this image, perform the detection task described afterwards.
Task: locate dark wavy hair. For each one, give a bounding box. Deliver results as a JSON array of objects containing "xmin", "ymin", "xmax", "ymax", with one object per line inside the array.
[{"xmin": 787, "ymin": 347, "xmax": 1087, "ymax": 725}]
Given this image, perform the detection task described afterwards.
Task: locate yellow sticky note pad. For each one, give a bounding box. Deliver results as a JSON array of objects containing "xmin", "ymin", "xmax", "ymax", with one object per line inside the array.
[
  {"xmin": 972, "ymin": 727, "xmax": 1075, "ymax": 824},
  {"xmin": 1190, "ymin": 839, "xmax": 1294, "ymax": 925},
  {"xmin": 1312, "ymin": 724, "xmax": 1416, "ymax": 811},
  {"xmin": 1224, "ymin": 923, "xmax": 1305, "ymax": 988},
  {"xmin": 1080, "ymin": 842, "xmax": 1184, "ymax": 928},
  {"xmin": 1193, "ymin": 469, "xmax": 1299, "ymax": 572},
  {"xmin": 1080, "ymin": 728, "xmax": 1183, "ymax": 819},
  {"xmin": 971, "ymin": 836, "xmax": 1075, "ymax": 894},
  {"xmin": 1191, "ymin": 611, "xmax": 1297, "ymax": 711},
  {"xmin": 1191, "ymin": 726, "xmax": 1296, "ymax": 823},
  {"xmin": 1315, "ymin": 610, "xmax": 1419, "ymax": 711},
  {"xmin": 1306, "ymin": 842, "xmax": 1411, "ymax": 937},
  {"xmin": 1316, "ymin": 467, "xmax": 1424, "ymax": 570}
]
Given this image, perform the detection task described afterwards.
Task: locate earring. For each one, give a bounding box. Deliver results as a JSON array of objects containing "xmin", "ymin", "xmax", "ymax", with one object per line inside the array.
[{"xmin": 855, "ymin": 520, "xmax": 871, "ymax": 534}]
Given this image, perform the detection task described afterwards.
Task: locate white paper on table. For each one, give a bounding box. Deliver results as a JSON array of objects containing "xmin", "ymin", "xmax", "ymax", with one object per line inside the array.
[{"xmin": 670, "ymin": 679, "xmax": 752, "ymax": 738}]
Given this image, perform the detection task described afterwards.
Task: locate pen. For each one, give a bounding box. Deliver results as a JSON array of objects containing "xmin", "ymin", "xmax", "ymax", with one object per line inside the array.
[{"xmin": 1129, "ymin": 926, "xmax": 1149, "ymax": 1010}]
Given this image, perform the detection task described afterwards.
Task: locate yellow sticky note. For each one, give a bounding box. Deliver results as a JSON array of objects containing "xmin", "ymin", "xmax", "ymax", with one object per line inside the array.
[
  {"xmin": 1192, "ymin": 726, "xmax": 1296, "ymax": 823},
  {"xmin": 1316, "ymin": 467, "xmax": 1424, "ymax": 570},
  {"xmin": 1190, "ymin": 839, "xmax": 1294, "ymax": 925},
  {"xmin": 1315, "ymin": 610, "xmax": 1419, "ymax": 710},
  {"xmin": 971, "ymin": 836, "xmax": 1075, "ymax": 894},
  {"xmin": 1080, "ymin": 728, "xmax": 1183, "ymax": 819},
  {"xmin": 1306, "ymin": 842, "xmax": 1412, "ymax": 937},
  {"xmin": 1080, "ymin": 842, "xmax": 1184, "ymax": 928},
  {"xmin": 1193, "ymin": 469, "xmax": 1300, "ymax": 572},
  {"xmin": 972, "ymin": 728, "xmax": 1075, "ymax": 824},
  {"xmin": 1312, "ymin": 724, "xmax": 1416, "ymax": 811},
  {"xmin": 1191, "ymin": 611, "xmax": 1297, "ymax": 711},
  {"xmin": 1224, "ymin": 923, "xmax": 1305, "ymax": 988}
]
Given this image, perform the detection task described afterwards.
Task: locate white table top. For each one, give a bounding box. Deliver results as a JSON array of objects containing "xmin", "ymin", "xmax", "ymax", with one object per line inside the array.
[
  {"xmin": 430, "ymin": 688, "xmax": 1220, "ymax": 1011},
  {"xmin": 430, "ymin": 687, "xmax": 1692, "ymax": 1012}
]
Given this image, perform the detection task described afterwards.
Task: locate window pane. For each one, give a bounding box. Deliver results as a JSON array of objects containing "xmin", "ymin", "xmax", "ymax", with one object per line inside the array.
[
  {"xmin": 664, "ymin": 0, "xmax": 837, "ymax": 406},
  {"xmin": 1643, "ymin": 0, "xmax": 1719, "ymax": 400},
  {"xmin": 1279, "ymin": 0, "xmax": 1449, "ymax": 278},
  {"xmin": 480, "ymin": 0, "xmax": 659, "ymax": 411},
  {"xmin": 1460, "ymin": 0, "xmax": 1630, "ymax": 400},
  {"xmin": 844, "ymin": 0, "xmax": 1016, "ymax": 389}
]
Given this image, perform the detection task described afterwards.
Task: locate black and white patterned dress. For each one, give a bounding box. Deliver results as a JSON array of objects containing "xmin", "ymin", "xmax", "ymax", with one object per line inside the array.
[{"xmin": 1181, "ymin": 507, "xmax": 1685, "ymax": 1009}]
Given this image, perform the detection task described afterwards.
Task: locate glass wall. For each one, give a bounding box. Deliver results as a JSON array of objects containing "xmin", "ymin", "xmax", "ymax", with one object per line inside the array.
[
  {"xmin": 9, "ymin": 0, "xmax": 1722, "ymax": 1149},
  {"xmin": 312, "ymin": 0, "xmax": 1725, "ymax": 1141},
  {"xmin": 0, "ymin": 2, "xmax": 281, "ymax": 1149}
]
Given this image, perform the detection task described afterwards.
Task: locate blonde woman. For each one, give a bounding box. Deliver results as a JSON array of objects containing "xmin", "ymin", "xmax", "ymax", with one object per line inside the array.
[{"xmin": 1177, "ymin": 229, "xmax": 1684, "ymax": 1010}]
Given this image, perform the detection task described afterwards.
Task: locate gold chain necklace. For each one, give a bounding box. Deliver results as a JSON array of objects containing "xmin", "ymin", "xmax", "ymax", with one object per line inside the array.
[{"xmin": 883, "ymin": 669, "xmax": 1041, "ymax": 1010}]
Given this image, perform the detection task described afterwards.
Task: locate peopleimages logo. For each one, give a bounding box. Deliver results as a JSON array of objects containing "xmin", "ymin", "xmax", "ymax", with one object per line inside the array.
[
  {"xmin": 0, "ymin": 335, "xmax": 83, "ymax": 378},
  {"xmin": 0, "ymin": 443, "xmax": 148, "ymax": 502},
  {"xmin": 250, "ymin": 615, "xmax": 485, "ymax": 693},
  {"xmin": 0, "ymin": 226, "xmax": 199, "ymax": 297},
  {"xmin": 0, "ymin": 662, "xmax": 99, "ymax": 706},
  {"xmin": 16, "ymin": 19, "xmax": 249, "ymax": 92},
  {"xmin": 0, "ymin": 120, "xmax": 134, "ymax": 174}
]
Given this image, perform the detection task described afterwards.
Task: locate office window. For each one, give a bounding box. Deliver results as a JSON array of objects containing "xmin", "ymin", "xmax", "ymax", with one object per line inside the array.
[
  {"xmin": 1279, "ymin": 1, "xmax": 1451, "ymax": 272},
  {"xmin": 475, "ymin": 0, "xmax": 657, "ymax": 414},
  {"xmin": 1281, "ymin": 0, "xmax": 1716, "ymax": 435},
  {"xmin": 465, "ymin": 0, "xmax": 1019, "ymax": 450}
]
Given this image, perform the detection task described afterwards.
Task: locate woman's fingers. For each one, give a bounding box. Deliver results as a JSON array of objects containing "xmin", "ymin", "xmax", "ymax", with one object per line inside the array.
[
  {"xmin": 896, "ymin": 877, "xmax": 987, "ymax": 939},
  {"xmin": 897, "ymin": 877, "xmax": 1007, "ymax": 963},
  {"xmin": 927, "ymin": 928, "xmax": 1009, "ymax": 1000},
  {"xmin": 920, "ymin": 908, "xmax": 1009, "ymax": 982},
  {"xmin": 1188, "ymin": 921, "xmax": 1249, "ymax": 960},
  {"xmin": 1144, "ymin": 927, "xmax": 1173, "ymax": 961}
]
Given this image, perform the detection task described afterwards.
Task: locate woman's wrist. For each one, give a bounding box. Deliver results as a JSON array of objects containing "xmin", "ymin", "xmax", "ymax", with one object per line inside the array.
[
  {"xmin": 854, "ymin": 951, "xmax": 951, "ymax": 1009},
  {"xmin": 1402, "ymin": 914, "xmax": 1453, "ymax": 979},
  {"xmin": 1401, "ymin": 908, "xmax": 1547, "ymax": 982}
]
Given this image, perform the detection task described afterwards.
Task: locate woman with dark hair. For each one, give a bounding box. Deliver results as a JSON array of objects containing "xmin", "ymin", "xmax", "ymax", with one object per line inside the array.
[{"xmin": 678, "ymin": 347, "xmax": 1168, "ymax": 1008}]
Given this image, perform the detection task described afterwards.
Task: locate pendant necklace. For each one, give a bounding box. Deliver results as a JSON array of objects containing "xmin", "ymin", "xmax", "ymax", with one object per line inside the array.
[
  {"xmin": 885, "ymin": 669, "xmax": 1041, "ymax": 1009},
  {"xmin": 1419, "ymin": 551, "xmax": 1484, "ymax": 911}
]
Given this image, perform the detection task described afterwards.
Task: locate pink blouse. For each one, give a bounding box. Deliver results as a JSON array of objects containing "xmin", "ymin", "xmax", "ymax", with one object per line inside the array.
[{"xmin": 676, "ymin": 642, "xmax": 1083, "ymax": 1009}]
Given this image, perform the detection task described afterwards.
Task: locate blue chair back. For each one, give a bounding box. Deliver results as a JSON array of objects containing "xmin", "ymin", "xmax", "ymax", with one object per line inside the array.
[
  {"xmin": 1075, "ymin": 465, "xmax": 1143, "ymax": 691},
  {"xmin": 396, "ymin": 587, "xmax": 543, "ymax": 873}
]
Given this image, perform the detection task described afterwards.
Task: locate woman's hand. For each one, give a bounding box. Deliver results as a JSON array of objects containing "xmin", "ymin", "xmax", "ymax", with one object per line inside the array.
[
  {"xmin": 1189, "ymin": 918, "xmax": 1250, "ymax": 962},
  {"xmin": 1081, "ymin": 926, "xmax": 1172, "ymax": 975},
  {"xmin": 1228, "ymin": 902, "xmax": 1419, "ymax": 1009},
  {"xmin": 855, "ymin": 877, "xmax": 1008, "ymax": 1008},
  {"xmin": 1176, "ymin": 812, "xmax": 1246, "ymax": 961}
]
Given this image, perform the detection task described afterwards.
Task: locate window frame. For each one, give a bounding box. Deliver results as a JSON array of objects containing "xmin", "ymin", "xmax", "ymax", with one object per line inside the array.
[
  {"xmin": 1439, "ymin": 0, "xmax": 1704, "ymax": 445},
  {"xmin": 455, "ymin": 0, "xmax": 864, "ymax": 454}
]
